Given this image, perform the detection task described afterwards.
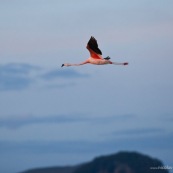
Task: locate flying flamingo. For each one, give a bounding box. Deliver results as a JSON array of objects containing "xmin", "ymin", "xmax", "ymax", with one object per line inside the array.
[{"xmin": 61, "ymin": 36, "xmax": 128, "ymax": 67}]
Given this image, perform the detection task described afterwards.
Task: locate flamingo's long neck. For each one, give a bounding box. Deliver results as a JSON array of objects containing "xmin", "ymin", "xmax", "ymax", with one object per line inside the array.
[
  {"xmin": 63, "ymin": 63, "xmax": 81, "ymax": 67},
  {"xmin": 62, "ymin": 60, "xmax": 89, "ymax": 67}
]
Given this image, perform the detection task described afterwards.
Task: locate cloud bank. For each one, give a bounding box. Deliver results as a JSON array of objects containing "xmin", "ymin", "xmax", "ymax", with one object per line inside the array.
[
  {"xmin": 0, "ymin": 63, "xmax": 90, "ymax": 91},
  {"xmin": 0, "ymin": 113, "xmax": 93, "ymax": 129},
  {"xmin": 42, "ymin": 69, "xmax": 90, "ymax": 80},
  {"xmin": 0, "ymin": 114, "xmax": 135, "ymax": 129},
  {"xmin": 0, "ymin": 63, "xmax": 38, "ymax": 91}
]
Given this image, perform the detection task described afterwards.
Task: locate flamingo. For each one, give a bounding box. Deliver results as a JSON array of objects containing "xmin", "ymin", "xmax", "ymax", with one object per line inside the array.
[{"xmin": 61, "ymin": 36, "xmax": 128, "ymax": 67}]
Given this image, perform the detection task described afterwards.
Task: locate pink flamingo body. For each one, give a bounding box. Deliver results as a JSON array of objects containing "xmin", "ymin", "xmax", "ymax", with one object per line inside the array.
[{"xmin": 61, "ymin": 36, "xmax": 128, "ymax": 67}]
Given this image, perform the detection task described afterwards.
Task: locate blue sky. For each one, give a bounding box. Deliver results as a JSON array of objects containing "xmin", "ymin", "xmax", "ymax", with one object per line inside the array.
[{"xmin": 0, "ymin": 0, "xmax": 173, "ymax": 173}]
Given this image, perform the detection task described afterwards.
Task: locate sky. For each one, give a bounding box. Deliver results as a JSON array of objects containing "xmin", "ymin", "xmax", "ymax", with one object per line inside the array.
[{"xmin": 0, "ymin": 0, "xmax": 173, "ymax": 173}]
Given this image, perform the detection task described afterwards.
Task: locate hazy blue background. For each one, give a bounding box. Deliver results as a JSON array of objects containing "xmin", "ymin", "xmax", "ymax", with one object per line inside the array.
[{"xmin": 0, "ymin": 0, "xmax": 173, "ymax": 173}]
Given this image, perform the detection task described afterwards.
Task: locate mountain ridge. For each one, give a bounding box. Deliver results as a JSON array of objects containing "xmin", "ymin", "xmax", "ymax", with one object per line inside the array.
[{"xmin": 20, "ymin": 151, "xmax": 169, "ymax": 173}]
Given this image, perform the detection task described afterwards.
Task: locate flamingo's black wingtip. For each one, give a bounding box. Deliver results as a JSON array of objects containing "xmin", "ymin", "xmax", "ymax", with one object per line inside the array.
[{"xmin": 61, "ymin": 64, "xmax": 64, "ymax": 67}]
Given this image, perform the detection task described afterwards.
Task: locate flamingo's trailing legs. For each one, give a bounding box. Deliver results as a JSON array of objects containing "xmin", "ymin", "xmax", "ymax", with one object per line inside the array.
[{"xmin": 61, "ymin": 36, "xmax": 128, "ymax": 67}]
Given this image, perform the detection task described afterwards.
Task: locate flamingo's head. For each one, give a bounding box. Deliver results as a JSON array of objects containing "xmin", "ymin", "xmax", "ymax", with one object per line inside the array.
[
  {"xmin": 61, "ymin": 63, "xmax": 71, "ymax": 67},
  {"xmin": 123, "ymin": 62, "xmax": 128, "ymax": 65}
]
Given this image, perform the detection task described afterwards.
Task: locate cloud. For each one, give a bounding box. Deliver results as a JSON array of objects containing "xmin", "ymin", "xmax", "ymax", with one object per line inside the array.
[
  {"xmin": 0, "ymin": 63, "xmax": 38, "ymax": 75},
  {"xmin": 0, "ymin": 63, "xmax": 90, "ymax": 91},
  {"xmin": 0, "ymin": 114, "xmax": 136, "ymax": 129},
  {"xmin": 0, "ymin": 63, "xmax": 39, "ymax": 91},
  {"xmin": 0, "ymin": 113, "xmax": 136, "ymax": 129},
  {"xmin": 43, "ymin": 82, "xmax": 76, "ymax": 89},
  {"xmin": 110, "ymin": 127, "xmax": 165, "ymax": 138},
  {"xmin": 1, "ymin": 133, "xmax": 173, "ymax": 155},
  {"xmin": 41, "ymin": 69, "xmax": 90, "ymax": 80},
  {"xmin": 0, "ymin": 114, "xmax": 90, "ymax": 129},
  {"xmin": 95, "ymin": 114, "xmax": 136, "ymax": 123},
  {"xmin": 160, "ymin": 114, "xmax": 173, "ymax": 122}
]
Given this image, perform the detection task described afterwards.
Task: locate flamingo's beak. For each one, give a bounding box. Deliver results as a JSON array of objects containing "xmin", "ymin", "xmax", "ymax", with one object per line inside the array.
[{"xmin": 61, "ymin": 64, "xmax": 64, "ymax": 67}]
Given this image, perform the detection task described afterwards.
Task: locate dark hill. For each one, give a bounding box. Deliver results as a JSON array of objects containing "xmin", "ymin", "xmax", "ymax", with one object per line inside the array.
[
  {"xmin": 74, "ymin": 151, "xmax": 168, "ymax": 173},
  {"xmin": 20, "ymin": 151, "xmax": 169, "ymax": 173}
]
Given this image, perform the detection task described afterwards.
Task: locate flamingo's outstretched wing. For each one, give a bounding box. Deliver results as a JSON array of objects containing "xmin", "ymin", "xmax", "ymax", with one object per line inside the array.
[{"xmin": 87, "ymin": 36, "xmax": 103, "ymax": 59}]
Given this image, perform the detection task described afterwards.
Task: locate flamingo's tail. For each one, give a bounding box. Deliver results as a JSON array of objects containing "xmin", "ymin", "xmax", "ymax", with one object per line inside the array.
[{"xmin": 104, "ymin": 56, "xmax": 111, "ymax": 60}]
